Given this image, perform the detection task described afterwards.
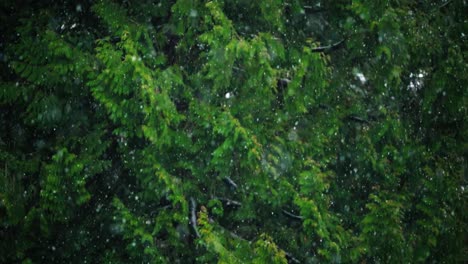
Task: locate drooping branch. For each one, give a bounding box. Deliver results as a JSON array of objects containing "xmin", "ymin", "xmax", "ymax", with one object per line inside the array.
[
  {"xmin": 200, "ymin": 196, "xmax": 301, "ymax": 262},
  {"xmin": 232, "ymin": 66, "xmax": 245, "ymax": 72},
  {"xmin": 214, "ymin": 196, "xmax": 242, "ymax": 207},
  {"xmin": 437, "ymin": 0, "xmax": 453, "ymax": 10},
  {"xmin": 221, "ymin": 176, "xmax": 304, "ymax": 219},
  {"xmin": 318, "ymin": 103, "xmax": 331, "ymax": 110},
  {"xmin": 347, "ymin": 115, "xmax": 371, "ymax": 125},
  {"xmin": 285, "ymin": 252, "xmax": 301, "ymax": 264},
  {"xmin": 277, "ymin": 78, "xmax": 291, "ymax": 88},
  {"xmin": 283, "ymin": 3, "xmax": 327, "ymax": 14},
  {"xmin": 282, "ymin": 209, "xmax": 304, "ymax": 220},
  {"xmin": 303, "ymin": 5, "xmax": 327, "ymax": 14},
  {"xmin": 311, "ymin": 39, "xmax": 345, "ymax": 52},
  {"xmin": 217, "ymin": 176, "xmax": 302, "ymax": 262},
  {"xmin": 223, "ymin": 176, "xmax": 238, "ymax": 189},
  {"xmin": 190, "ymin": 197, "xmax": 200, "ymax": 238},
  {"xmin": 221, "ymin": 224, "xmax": 301, "ymax": 263}
]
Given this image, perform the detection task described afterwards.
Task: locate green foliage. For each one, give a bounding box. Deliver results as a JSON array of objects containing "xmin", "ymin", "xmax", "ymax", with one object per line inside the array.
[
  {"xmin": 360, "ymin": 192, "xmax": 407, "ymax": 261},
  {"xmin": 112, "ymin": 198, "xmax": 166, "ymax": 263},
  {"xmin": 0, "ymin": 0, "xmax": 466, "ymax": 263},
  {"xmin": 40, "ymin": 148, "xmax": 91, "ymax": 221},
  {"xmin": 252, "ymin": 234, "xmax": 288, "ymax": 264}
]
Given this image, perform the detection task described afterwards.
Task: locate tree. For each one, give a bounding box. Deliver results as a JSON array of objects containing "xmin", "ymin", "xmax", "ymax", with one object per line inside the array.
[{"xmin": 1, "ymin": 0, "xmax": 466, "ymax": 263}]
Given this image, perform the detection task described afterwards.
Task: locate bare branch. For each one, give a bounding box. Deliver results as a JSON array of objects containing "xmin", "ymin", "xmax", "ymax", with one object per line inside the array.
[
  {"xmin": 311, "ymin": 39, "xmax": 345, "ymax": 52},
  {"xmin": 438, "ymin": 0, "xmax": 453, "ymax": 9},
  {"xmin": 214, "ymin": 197, "xmax": 242, "ymax": 207},
  {"xmin": 282, "ymin": 209, "xmax": 304, "ymax": 220},
  {"xmin": 232, "ymin": 66, "xmax": 245, "ymax": 72},
  {"xmin": 310, "ymin": 105, "xmax": 373, "ymax": 125},
  {"xmin": 347, "ymin": 115, "xmax": 370, "ymax": 125},
  {"xmin": 190, "ymin": 197, "xmax": 200, "ymax": 238},
  {"xmin": 318, "ymin": 103, "xmax": 331, "ymax": 110},
  {"xmin": 278, "ymin": 78, "xmax": 292, "ymax": 86},
  {"xmin": 283, "ymin": 3, "xmax": 326, "ymax": 14},
  {"xmin": 303, "ymin": 5, "xmax": 326, "ymax": 14},
  {"xmin": 285, "ymin": 252, "xmax": 301, "ymax": 263},
  {"xmin": 223, "ymin": 176, "xmax": 238, "ymax": 189}
]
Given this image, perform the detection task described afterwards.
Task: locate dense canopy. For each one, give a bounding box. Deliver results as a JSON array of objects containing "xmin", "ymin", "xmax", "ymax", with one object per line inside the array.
[{"xmin": 0, "ymin": 0, "xmax": 466, "ymax": 263}]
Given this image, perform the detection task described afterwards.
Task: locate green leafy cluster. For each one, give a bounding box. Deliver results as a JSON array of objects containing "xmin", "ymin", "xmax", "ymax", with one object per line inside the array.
[{"xmin": 0, "ymin": 0, "xmax": 466, "ymax": 263}]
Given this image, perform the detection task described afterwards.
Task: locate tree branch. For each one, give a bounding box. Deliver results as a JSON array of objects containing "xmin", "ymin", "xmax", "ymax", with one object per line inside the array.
[
  {"xmin": 214, "ymin": 196, "xmax": 242, "ymax": 207},
  {"xmin": 283, "ymin": 3, "xmax": 327, "ymax": 14},
  {"xmin": 303, "ymin": 5, "xmax": 326, "ymax": 13},
  {"xmin": 347, "ymin": 115, "xmax": 370, "ymax": 125},
  {"xmin": 278, "ymin": 78, "xmax": 292, "ymax": 86},
  {"xmin": 222, "ymin": 225, "xmax": 301, "ymax": 263},
  {"xmin": 194, "ymin": 196, "xmax": 302, "ymax": 262},
  {"xmin": 282, "ymin": 209, "xmax": 304, "ymax": 220},
  {"xmin": 190, "ymin": 197, "xmax": 200, "ymax": 238},
  {"xmin": 438, "ymin": 0, "xmax": 453, "ymax": 9},
  {"xmin": 223, "ymin": 176, "xmax": 238, "ymax": 189},
  {"xmin": 285, "ymin": 252, "xmax": 301, "ymax": 264},
  {"xmin": 311, "ymin": 39, "xmax": 345, "ymax": 52}
]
